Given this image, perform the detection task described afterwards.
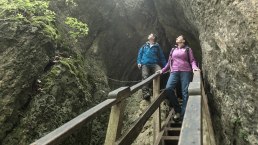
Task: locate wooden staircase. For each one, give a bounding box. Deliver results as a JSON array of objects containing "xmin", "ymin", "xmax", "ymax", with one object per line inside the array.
[{"xmin": 154, "ymin": 109, "xmax": 183, "ymax": 145}]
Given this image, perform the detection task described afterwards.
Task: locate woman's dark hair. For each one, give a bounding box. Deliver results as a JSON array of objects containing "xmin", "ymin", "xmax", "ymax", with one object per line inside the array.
[{"xmin": 180, "ymin": 35, "xmax": 189, "ymax": 46}]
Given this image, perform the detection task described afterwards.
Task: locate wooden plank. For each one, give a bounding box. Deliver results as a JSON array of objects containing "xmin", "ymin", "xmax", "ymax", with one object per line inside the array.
[
  {"xmin": 30, "ymin": 99, "xmax": 116, "ymax": 145},
  {"xmin": 108, "ymin": 86, "xmax": 131, "ymax": 102},
  {"xmin": 130, "ymin": 73, "xmax": 159, "ymax": 94},
  {"xmin": 192, "ymin": 71, "xmax": 201, "ymax": 82},
  {"xmin": 115, "ymin": 91, "xmax": 166, "ymax": 145},
  {"xmin": 178, "ymin": 95, "xmax": 202, "ymax": 145},
  {"xmin": 202, "ymin": 84, "xmax": 216, "ymax": 145},
  {"xmin": 104, "ymin": 100, "xmax": 126, "ymax": 145},
  {"xmin": 166, "ymin": 128, "xmax": 181, "ymax": 131},
  {"xmin": 154, "ymin": 129, "xmax": 165, "ymax": 145},
  {"xmin": 189, "ymin": 71, "xmax": 201, "ymax": 95},
  {"xmin": 162, "ymin": 136, "xmax": 179, "ymax": 145},
  {"xmin": 153, "ymin": 76, "xmax": 161, "ymax": 143},
  {"xmin": 162, "ymin": 136, "xmax": 180, "ymax": 140},
  {"xmin": 202, "ymin": 104, "xmax": 210, "ymax": 145}
]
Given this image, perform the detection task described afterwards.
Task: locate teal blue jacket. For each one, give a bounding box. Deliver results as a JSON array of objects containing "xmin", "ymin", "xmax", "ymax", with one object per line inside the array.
[{"xmin": 137, "ymin": 42, "xmax": 166, "ymax": 67}]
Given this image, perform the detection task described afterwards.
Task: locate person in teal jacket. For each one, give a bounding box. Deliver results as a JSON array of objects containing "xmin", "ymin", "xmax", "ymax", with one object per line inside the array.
[{"xmin": 137, "ymin": 33, "xmax": 166, "ymax": 100}]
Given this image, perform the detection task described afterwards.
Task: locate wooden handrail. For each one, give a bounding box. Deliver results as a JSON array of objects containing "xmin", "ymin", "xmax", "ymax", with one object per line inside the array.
[
  {"xmin": 108, "ymin": 86, "xmax": 131, "ymax": 101},
  {"xmin": 31, "ymin": 70, "xmax": 209, "ymax": 145},
  {"xmin": 31, "ymin": 73, "xmax": 162, "ymax": 145},
  {"xmin": 178, "ymin": 71, "xmax": 202, "ymax": 145},
  {"xmin": 130, "ymin": 73, "xmax": 159, "ymax": 93},
  {"xmin": 30, "ymin": 99, "xmax": 116, "ymax": 145}
]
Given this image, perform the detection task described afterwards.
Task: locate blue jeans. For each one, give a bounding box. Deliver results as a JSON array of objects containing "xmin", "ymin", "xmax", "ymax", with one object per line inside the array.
[{"xmin": 165, "ymin": 72, "xmax": 191, "ymax": 117}]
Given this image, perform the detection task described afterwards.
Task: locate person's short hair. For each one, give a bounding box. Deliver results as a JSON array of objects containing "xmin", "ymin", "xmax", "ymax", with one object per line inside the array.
[{"xmin": 148, "ymin": 33, "xmax": 158, "ymax": 42}]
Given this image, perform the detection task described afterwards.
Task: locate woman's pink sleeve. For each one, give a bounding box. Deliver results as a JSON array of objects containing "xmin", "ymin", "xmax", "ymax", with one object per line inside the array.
[{"xmin": 189, "ymin": 48, "xmax": 198, "ymax": 69}]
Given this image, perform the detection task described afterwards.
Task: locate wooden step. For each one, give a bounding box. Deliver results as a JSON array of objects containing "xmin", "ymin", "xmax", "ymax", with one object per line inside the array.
[
  {"xmin": 162, "ymin": 136, "xmax": 179, "ymax": 145},
  {"xmin": 168, "ymin": 121, "xmax": 182, "ymax": 128},
  {"xmin": 165, "ymin": 127, "xmax": 181, "ymax": 136}
]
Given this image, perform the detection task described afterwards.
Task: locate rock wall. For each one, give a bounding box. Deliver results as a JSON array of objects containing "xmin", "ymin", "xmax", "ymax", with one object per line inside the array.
[
  {"xmin": 175, "ymin": 0, "xmax": 258, "ymax": 144},
  {"xmin": 78, "ymin": 0, "xmax": 258, "ymax": 144},
  {"xmin": 1, "ymin": 0, "xmax": 257, "ymax": 145},
  {"xmin": 0, "ymin": 1, "xmax": 110, "ymax": 145},
  {"xmin": 0, "ymin": 20, "xmax": 55, "ymax": 144}
]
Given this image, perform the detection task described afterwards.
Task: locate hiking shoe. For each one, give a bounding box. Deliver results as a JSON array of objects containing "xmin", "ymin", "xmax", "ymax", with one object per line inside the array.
[
  {"xmin": 173, "ymin": 113, "xmax": 181, "ymax": 122},
  {"xmin": 142, "ymin": 93, "xmax": 151, "ymax": 101}
]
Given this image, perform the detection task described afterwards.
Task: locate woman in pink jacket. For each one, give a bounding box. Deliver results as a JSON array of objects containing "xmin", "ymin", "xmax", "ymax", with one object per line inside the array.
[{"xmin": 157, "ymin": 35, "xmax": 200, "ymax": 121}]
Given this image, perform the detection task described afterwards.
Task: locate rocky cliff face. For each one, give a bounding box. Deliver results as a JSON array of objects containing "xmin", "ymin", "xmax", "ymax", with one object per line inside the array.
[
  {"xmin": 75, "ymin": 0, "xmax": 258, "ymax": 144},
  {"xmin": 0, "ymin": 19, "xmax": 55, "ymax": 144},
  {"xmin": 176, "ymin": 0, "xmax": 258, "ymax": 144},
  {"xmin": 0, "ymin": 0, "xmax": 257, "ymax": 145},
  {"xmin": 0, "ymin": 1, "xmax": 109, "ymax": 145}
]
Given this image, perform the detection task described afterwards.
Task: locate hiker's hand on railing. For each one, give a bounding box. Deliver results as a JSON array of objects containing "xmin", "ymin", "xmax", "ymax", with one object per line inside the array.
[
  {"xmin": 138, "ymin": 64, "xmax": 142, "ymax": 69},
  {"xmin": 156, "ymin": 70, "xmax": 162, "ymax": 74}
]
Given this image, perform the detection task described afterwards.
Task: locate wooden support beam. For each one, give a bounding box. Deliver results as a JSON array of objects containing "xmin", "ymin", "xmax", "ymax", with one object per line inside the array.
[
  {"xmin": 104, "ymin": 100, "xmax": 126, "ymax": 145},
  {"xmin": 115, "ymin": 91, "xmax": 166, "ymax": 145},
  {"xmin": 104, "ymin": 87, "xmax": 130, "ymax": 145},
  {"xmin": 153, "ymin": 76, "xmax": 161, "ymax": 143},
  {"xmin": 202, "ymin": 84, "xmax": 216, "ymax": 145}
]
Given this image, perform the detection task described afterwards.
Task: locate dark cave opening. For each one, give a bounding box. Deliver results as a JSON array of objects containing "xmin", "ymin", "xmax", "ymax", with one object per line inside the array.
[{"xmin": 87, "ymin": 0, "xmax": 204, "ymax": 89}]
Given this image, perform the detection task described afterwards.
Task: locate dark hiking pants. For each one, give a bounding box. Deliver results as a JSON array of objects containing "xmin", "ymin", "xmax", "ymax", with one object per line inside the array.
[{"xmin": 141, "ymin": 64, "xmax": 161, "ymax": 97}]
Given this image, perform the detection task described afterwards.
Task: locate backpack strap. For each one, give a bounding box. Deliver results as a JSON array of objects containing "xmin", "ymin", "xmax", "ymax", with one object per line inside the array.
[
  {"xmin": 170, "ymin": 47, "xmax": 176, "ymax": 56},
  {"xmin": 185, "ymin": 47, "xmax": 192, "ymax": 69},
  {"xmin": 141, "ymin": 43, "xmax": 147, "ymax": 50},
  {"xmin": 169, "ymin": 47, "xmax": 176, "ymax": 65}
]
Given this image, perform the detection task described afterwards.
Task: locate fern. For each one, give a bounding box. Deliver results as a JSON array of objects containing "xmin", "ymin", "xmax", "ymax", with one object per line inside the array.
[{"xmin": 65, "ymin": 17, "xmax": 89, "ymax": 41}]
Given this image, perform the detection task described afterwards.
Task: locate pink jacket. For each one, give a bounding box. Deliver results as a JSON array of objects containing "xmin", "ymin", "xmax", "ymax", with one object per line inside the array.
[{"xmin": 162, "ymin": 46, "xmax": 198, "ymax": 73}]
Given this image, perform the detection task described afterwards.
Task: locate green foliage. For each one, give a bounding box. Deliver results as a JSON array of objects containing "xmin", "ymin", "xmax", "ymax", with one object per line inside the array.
[
  {"xmin": 0, "ymin": 0, "xmax": 88, "ymax": 42},
  {"xmin": 0, "ymin": 0, "xmax": 55, "ymax": 21},
  {"xmin": 65, "ymin": 17, "xmax": 89, "ymax": 41},
  {"xmin": 0, "ymin": 0, "xmax": 58, "ymax": 40}
]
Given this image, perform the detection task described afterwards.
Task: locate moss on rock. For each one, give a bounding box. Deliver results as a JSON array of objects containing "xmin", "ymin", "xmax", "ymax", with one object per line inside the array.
[
  {"xmin": 1, "ymin": 55, "xmax": 109, "ymax": 145},
  {"xmin": 0, "ymin": 0, "xmax": 110, "ymax": 145}
]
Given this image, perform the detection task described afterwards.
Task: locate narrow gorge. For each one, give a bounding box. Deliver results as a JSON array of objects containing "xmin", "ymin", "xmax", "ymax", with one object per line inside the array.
[{"xmin": 0, "ymin": 0, "xmax": 257, "ymax": 145}]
